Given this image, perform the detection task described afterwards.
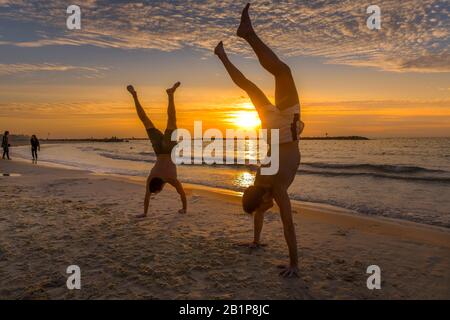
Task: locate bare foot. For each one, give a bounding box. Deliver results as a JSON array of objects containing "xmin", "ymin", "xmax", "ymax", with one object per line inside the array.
[
  {"xmin": 237, "ymin": 3, "xmax": 254, "ymax": 39},
  {"xmin": 127, "ymin": 85, "xmax": 136, "ymax": 95},
  {"xmin": 214, "ymin": 41, "xmax": 226, "ymax": 58},
  {"xmin": 166, "ymin": 82, "xmax": 181, "ymax": 95},
  {"xmin": 178, "ymin": 208, "xmax": 186, "ymax": 214},
  {"xmin": 135, "ymin": 213, "xmax": 147, "ymax": 219},
  {"xmin": 277, "ymin": 265, "xmax": 300, "ymax": 278}
]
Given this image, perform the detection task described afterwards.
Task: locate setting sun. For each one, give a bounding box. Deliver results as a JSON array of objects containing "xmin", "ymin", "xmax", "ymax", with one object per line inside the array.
[{"xmin": 228, "ymin": 108, "xmax": 261, "ymax": 129}]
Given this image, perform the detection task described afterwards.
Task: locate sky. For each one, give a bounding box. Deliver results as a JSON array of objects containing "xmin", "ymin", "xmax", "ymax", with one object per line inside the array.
[{"xmin": 0, "ymin": 0, "xmax": 449, "ymax": 138}]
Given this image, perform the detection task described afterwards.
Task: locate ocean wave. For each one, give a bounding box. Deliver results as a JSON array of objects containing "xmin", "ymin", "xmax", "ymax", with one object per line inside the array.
[
  {"xmin": 289, "ymin": 194, "xmax": 449, "ymax": 228},
  {"xmin": 78, "ymin": 146, "xmax": 107, "ymax": 152},
  {"xmin": 98, "ymin": 152, "xmax": 157, "ymax": 163},
  {"xmin": 97, "ymin": 151, "xmax": 450, "ymax": 183},
  {"xmin": 98, "ymin": 151, "xmax": 261, "ymax": 168},
  {"xmin": 297, "ymin": 169, "xmax": 450, "ymax": 183},
  {"xmin": 297, "ymin": 162, "xmax": 450, "ymax": 183},
  {"xmin": 301, "ymin": 162, "xmax": 446, "ymax": 174}
]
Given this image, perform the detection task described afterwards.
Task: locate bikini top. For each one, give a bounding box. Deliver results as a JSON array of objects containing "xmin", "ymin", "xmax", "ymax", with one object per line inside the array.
[{"xmin": 258, "ymin": 104, "xmax": 305, "ymax": 144}]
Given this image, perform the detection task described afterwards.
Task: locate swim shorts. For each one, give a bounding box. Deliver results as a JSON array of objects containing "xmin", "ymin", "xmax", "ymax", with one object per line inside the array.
[{"xmin": 146, "ymin": 128, "xmax": 178, "ymax": 155}]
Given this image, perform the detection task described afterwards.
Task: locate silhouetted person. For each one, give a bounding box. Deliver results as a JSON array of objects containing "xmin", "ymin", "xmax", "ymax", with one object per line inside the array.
[
  {"xmin": 31, "ymin": 135, "xmax": 40, "ymax": 162},
  {"xmin": 2, "ymin": 131, "xmax": 11, "ymax": 160},
  {"xmin": 127, "ymin": 82, "xmax": 187, "ymax": 218},
  {"xmin": 215, "ymin": 3, "xmax": 304, "ymax": 277}
]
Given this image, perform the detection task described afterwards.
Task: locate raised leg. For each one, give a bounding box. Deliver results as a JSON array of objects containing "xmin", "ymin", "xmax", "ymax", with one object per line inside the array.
[
  {"xmin": 166, "ymin": 82, "xmax": 180, "ymax": 130},
  {"xmin": 215, "ymin": 41, "xmax": 271, "ymax": 112},
  {"xmin": 237, "ymin": 3, "xmax": 299, "ymax": 110},
  {"xmin": 127, "ymin": 85, "xmax": 155, "ymax": 130}
]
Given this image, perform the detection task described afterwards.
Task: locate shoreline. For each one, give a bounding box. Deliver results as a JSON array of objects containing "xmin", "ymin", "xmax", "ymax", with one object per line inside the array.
[
  {"xmin": 9, "ymin": 139, "xmax": 450, "ymax": 229},
  {"xmin": 10, "ymin": 155, "xmax": 450, "ymax": 235}
]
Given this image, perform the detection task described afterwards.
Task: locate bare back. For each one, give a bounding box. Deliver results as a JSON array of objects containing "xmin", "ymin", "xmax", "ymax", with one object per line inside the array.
[{"xmin": 150, "ymin": 154, "xmax": 177, "ymax": 181}]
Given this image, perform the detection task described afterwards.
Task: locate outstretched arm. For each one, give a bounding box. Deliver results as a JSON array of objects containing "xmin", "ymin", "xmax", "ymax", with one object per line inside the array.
[
  {"xmin": 127, "ymin": 85, "xmax": 155, "ymax": 129},
  {"xmin": 253, "ymin": 197, "xmax": 273, "ymax": 245},
  {"xmin": 171, "ymin": 180, "xmax": 187, "ymax": 213},
  {"xmin": 136, "ymin": 175, "xmax": 153, "ymax": 218},
  {"xmin": 272, "ymin": 185, "xmax": 299, "ymax": 277},
  {"xmin": 253, "ymin": 208, "xmax": 265, "ymax": 245},
  {"xmin": 143, "ymin": 186, "xmax": 151, "ymax": 216}
]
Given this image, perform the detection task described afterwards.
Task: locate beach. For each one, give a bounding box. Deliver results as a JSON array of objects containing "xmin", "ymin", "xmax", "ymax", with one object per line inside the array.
[{"xmin": 1, "ymin": 159, "xmax": 449, "ymax": 299}]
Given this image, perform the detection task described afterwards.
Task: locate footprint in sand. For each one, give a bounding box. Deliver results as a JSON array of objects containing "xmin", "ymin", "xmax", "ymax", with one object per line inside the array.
[
  {"xmin": 333, "ymin": 229, "xmax": 349, "ymax": 237},
  {"xmin": 100, "ymin": 202, "xmax": 119, "ymax": 208},
  {"xmin": 334, "ymin": 258, "xmax": 346, "ymax": 265},
  {"xmin": 342, "ymin": 273, "xmax": 357, "ymax": 282},
  {"xmin": 190, "ymin": 195, "xmax": 200, "ymax": 204}
]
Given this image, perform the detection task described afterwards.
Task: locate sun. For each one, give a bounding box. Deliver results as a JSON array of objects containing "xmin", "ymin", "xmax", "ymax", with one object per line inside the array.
[{"xmin": 229, "ymin": 109, "xmax": 261, "ymax": 129}]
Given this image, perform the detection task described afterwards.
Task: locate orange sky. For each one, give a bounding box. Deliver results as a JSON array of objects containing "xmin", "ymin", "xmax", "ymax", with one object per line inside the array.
[
  {"xmin": 0, "ymin": 1, "xmax": 449, "ymax": 138},
  {"xmin": 1, "ymin": 82, "xmax": 449, "ymax": 138}
]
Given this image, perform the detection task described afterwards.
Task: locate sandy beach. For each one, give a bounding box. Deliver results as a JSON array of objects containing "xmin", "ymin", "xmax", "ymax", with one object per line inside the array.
[{"xmin": 0, "ymin": 159, "xmax": 449, "ymax": 300}]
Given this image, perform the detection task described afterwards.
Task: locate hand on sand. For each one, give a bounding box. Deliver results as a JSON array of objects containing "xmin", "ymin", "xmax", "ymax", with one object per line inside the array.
[
  {"xmin": 166, "ymin": 82, "xmax": 181, "ymax": 95},
  {"xmin": 237, "ymin": 3, "xmax": 254, "ymax": 39},
  {"xmin": 214, "ymin": 41, "xmax": 225, "ymax": 58},
  {"xmin": 178, "ymin": 208, "xmax": 186, "ymax": 214},
  {"xmin": 127, "ymin": 85, "xmax": 136, "ymax": 96},
  {"xmin": 277, "ymin": 265, "xmax": 300, "ymax": 278}
]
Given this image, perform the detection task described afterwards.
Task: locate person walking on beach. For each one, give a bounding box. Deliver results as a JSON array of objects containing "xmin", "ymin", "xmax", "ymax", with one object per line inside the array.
[
  {"xmin": 127, "ymin": 82, "xmax": 187, "ymax": 218},
  {"xmin": 30, "ymin": 135, "xmax": 40, "ymax": 162},
  {"xmin": 2, "ymin": 131, "xmax": 11, "ymax": 160},
  {"xmin": 214, "ymin": 3, "xmax": 304, "ymax": 277}
]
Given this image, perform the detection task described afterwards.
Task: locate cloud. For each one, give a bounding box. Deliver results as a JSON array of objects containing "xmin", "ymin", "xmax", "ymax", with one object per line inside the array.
[
  {"xmin": 0, "ymin": 0, "xmax": 448, "ymax": 72},
  {"xmin": 398, "ymin": 53, "xmax": 450, "ymax": 72},
  {"xmin": 0, "ymin": 63, "xmax": 108, "ymax": 76},
  {"xmin": 0, "ymin": 0, "xmax": 18, "ymax": 5}
]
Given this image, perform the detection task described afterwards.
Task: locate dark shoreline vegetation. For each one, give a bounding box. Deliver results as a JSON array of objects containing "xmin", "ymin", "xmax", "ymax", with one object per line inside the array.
[
  {"xmin": 302, "ymin": 136, "xmax": 369, "ymax": 140},
  {"xmin": 44, "ymin": 136, "xmax": 370, "ymax": 142},
  {"xmin": 44, "ymin": 137, "xmax": 127, "ymax": 143},
  {"xmin": 1, "ymin": 134, "xmax": 370, "ymax": 145}
]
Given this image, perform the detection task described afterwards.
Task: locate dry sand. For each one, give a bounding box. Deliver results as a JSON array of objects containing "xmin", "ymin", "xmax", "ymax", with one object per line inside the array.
[{"xmin": 0, "ymin": 160, "xmax": 449, "ymax": 299}]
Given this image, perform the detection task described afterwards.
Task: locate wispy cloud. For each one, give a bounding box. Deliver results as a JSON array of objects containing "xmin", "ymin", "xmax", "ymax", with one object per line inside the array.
[
  {"xmin": 0, "ymin": 0, "xmax": 448, "ymax": 73},
  {"xmin": 0, "ymin": 63, "xmax": 108, "ymax": 76}
]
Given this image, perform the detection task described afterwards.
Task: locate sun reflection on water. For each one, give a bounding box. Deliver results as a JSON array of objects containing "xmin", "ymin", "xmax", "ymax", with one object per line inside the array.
[{"xmin": 234, "ymin": 171, "xmax": 255, "ymax": 188}]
